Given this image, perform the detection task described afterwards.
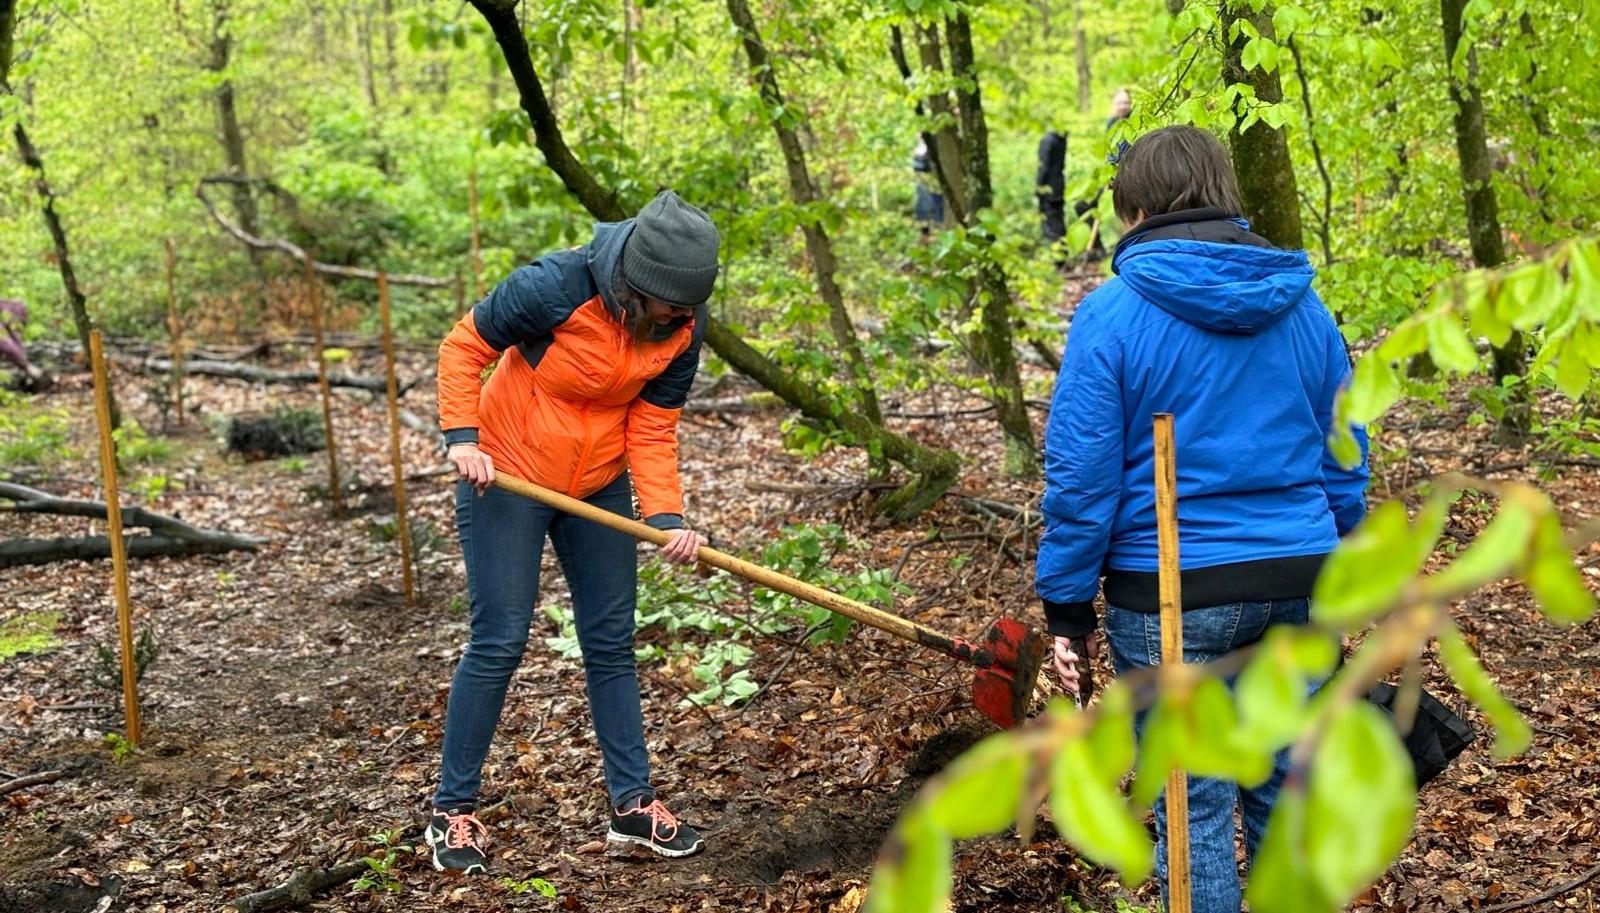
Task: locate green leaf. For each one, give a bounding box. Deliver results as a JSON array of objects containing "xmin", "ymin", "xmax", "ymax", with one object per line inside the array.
[
  {"xmin": 1049, "ymin": 738, "xmax": 1154, "ymax": 883},
  {"xmin": 866, "ymin": 811, "xmax": 951, "ymax": 913},
  {"xmin": 1066, "ymin": 221, "xmax": 1092, "ymax": 256},
  {"xmin": 1425, "ymin": 315, "xmax": 1478, "ymax": 374},
  {"xmin": 1313, "ymin": 498, "xmax": 1446, "ymax": 627},
  {"xmin": 1344, "ymin": 356, "xmax": 1400, "ymax": 424},
  {"xmin": 1554, "ymin": 334, "xmax": 1593, "ymax": 399},
  {"xmin": 1306, "ymin": 702, "xmax": 1416, "ymax": 903},
  {"xmin": 925, "ymin": 732, "xmax": 1026, "ymax": 838},
  {"xmin": 1468, "ymin": 291, "xmax": 1513, "ymax": 348},
  {"xmin": 1235, "ymin": 627, "xmax": 1316, "ymax": 747},
  {"xmin": 1437, "ymin": 624, "xmax": 1531, "ymax": 758},
  {"xmin": 1248, "ymin": 789, "xmax": 1340, "ymax": 913},
  {"xmin": 1241, "ymin": 37, "xmax": 1261, "ymax": 71},
  {"xmin": 1424, "ymin": 498, "xmax": 1537, "ymax": 596},
  {"xmin": 1525, "ymin": 515, "xmax": 1596, "ymax": 624},
  {"xmin": 1084, "ymin": 685, "xmax": 1137, "ymax": 781},
  {"xmin": 1378, "ymin": 317, "xmax": 1430, "ymax": 361}
]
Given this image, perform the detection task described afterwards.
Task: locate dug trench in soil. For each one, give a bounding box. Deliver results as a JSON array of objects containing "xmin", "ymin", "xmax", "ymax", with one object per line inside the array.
[{"xmin": 704, "ymin": 721, "xmax": 991, "ymax": 885}]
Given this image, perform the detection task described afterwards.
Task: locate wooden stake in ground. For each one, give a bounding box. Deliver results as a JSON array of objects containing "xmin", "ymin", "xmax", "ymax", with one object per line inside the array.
[
  {"xmin": 377, "ymin": 272, "xmax": 415, "ymax": 604},
  {"xmin": 1153, "ymin": 412, "xmax": 1191, "ymax": 913},
  {"xmin": 303, "ymin": 252, "xmax": 343, "ymax": 516},
  {"xmin": 468, "ymin": 161, "xmax": 486, "ymax": 300},
  {"xmin": 162, "ymin": 238, "xmax": 185, "ymax": 425},
  {"xmin": 88, "ymin": 330, "xmax": 142, "ymax": 745}
]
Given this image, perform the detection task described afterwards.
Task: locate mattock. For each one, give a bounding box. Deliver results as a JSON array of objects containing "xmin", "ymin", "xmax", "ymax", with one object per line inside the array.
[{"xmin": 491, "ymin": 473, "xmax": 1048, "ymax": 728}]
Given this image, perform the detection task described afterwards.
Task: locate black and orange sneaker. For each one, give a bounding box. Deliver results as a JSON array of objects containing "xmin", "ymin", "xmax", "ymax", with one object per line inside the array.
[
  {"xmin": 425, "ymin": 806, "xmax": 488, "ymax": 874},
  {"xmin": 607, "ymin": 797, "xmax": 704, "ymax": 858}
]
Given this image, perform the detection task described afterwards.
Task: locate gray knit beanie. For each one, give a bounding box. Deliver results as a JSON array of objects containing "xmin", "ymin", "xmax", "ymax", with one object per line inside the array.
[{"xmin": 621, "ymin": 190, "xmax": 721, "ymax": 307}]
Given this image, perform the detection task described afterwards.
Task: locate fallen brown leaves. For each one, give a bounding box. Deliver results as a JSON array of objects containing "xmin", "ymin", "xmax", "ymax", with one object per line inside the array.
[{"xmin": 0, "ymin": 340, "xmax": 1595, "ymax": 913}]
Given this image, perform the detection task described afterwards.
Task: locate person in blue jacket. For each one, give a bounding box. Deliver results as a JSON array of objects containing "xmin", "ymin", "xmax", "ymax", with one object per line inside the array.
[{"xmin": 1036, "ymin": 125, "xmax": 1368, "ymax": 913}]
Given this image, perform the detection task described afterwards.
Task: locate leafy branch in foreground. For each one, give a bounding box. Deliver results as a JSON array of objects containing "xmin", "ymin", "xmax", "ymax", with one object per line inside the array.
[
  {"xmin": 869, "ymin": 474, "xmax": 1595, "ymax": 913},
  {"xmin": 1331, "ymin": 235, "xmax": 1600, "ymax": 466}
]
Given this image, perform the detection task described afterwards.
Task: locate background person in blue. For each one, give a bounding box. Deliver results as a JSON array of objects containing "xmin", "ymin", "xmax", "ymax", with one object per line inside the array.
[{"xmin": 1035, "ymin": 125, "xmax": 1369, "ymax": 913}]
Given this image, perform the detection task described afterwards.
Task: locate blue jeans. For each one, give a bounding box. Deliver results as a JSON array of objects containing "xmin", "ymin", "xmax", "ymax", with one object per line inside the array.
[
  {"xmin": 1103, "ymin": 598, "xmax": 1312, "ymax": 913},
  {"xmin": 433, "ymin": 474, "xmax": 652, "ymax": 811}
]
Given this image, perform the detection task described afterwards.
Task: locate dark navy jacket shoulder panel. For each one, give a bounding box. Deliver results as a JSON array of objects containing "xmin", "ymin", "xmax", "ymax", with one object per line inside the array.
[
  {"xmin": 470, "ymin": 247, "xmax": 596, "ymax": 352},
  {"xmin": 640, "ymin": 308, "xmax": 706, "ymax": 410}
]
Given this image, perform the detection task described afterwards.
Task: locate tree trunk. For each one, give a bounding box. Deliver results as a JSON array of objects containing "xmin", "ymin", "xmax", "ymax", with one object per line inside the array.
[
  {"xmin": 945, "ymin": 11, "xmax": 1037, "ymax": 476},
  {"xmin": 0, "ymin": 0, "xmax": 15, "ymax": 82},
  {"xmin": 1287, "ymin": 38, "xmax": 1334, "ymax": 263},
  {"xmin": 208, "ymin": 0, "xmax": 263, "ymax": 275},
  {"xmin": 12, "ymin": 118, "xmax": 121, "ymax": 428},
  {"xmin": 912, "ymin": 23, "xmax": 968, "ymax": 223},
  {"xmin": 1073, "ymin": 0, "xmax": 1091, "ymax": 113},
  {"xmin": 1220, "ymin": 1, "xmax": 1304, "ymax": 250},
  {"xmin": 1440, "ymin": 0, "xmax": 1526, "ymax": 441},
  {"xmin": 381, "ymin": 0, "xmax": 399, "ymax": 103},
  {"xmin": 466, "ymin": 0, "xmax": 958, "ymax": 517},
  {"xmin": 724, "ymin": 0, "xmax": 883, "ymax": 439}
]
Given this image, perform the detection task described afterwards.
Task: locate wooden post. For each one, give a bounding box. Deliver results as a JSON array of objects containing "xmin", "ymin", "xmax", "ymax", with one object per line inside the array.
[
  {"xmin": 1153, "ymin": 412, "xmax": 1191, "ymax": 913},
  {"xmin": 303, "ymin": 253, "xmax": 343, "ymax": 516},
  {"xmin": 377, "ymin": 272, "xmax": 415, "ymax": 604},
  {"xmin": 468, "ymin": 162, "xmax": 486, "ymax": 300},
  {"xmin": 89, "ymin": 330, "xmax": 142, "ymax": 745},
  {"xmin": 162, "ymin": 239, "xmax": 185, "ymax": 426}
]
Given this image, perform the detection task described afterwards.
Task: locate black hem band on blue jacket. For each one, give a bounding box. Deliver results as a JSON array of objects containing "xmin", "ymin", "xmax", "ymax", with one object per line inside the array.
[
  {"xmin": 1104, "ymin": 553, "xmax": 1328, "ymax": 614},
  {"xmin": 1042, "ymin": 553, "xmax": 1328, "ymax": 639}
]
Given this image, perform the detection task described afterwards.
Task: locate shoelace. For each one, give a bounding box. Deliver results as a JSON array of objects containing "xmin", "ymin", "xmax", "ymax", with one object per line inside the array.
[
  {"xmin": 625, "ymin": 799, "xmax": 679, "ymax": 841},
  {"xmin": 441, "ymin": 810, "xmax": 488, "ymax": 851}
]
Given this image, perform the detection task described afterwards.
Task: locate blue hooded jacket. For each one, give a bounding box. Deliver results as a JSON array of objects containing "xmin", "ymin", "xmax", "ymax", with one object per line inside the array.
[{"xmin": 1036, "ymin": 209, "xmax": 1369, "ymax": 638}]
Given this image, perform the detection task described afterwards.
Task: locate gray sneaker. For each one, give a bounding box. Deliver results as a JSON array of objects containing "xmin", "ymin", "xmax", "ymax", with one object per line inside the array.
[
  {"xmin": 425, "ymin": 806, "xmax": 488, "ymax": 874},
  {"xmin": 607, "ymin": 797, "xmax": 704, "ymax": 858}
]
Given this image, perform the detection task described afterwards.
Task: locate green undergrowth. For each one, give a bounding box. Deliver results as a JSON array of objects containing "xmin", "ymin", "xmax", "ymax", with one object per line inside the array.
[
  {"xmin": 542, "ymin": 523, "xmax": 906, "ymax": 707},
  {"xmin": 0, "ymin": 612, "xmax": 62, "ymax": 665}
]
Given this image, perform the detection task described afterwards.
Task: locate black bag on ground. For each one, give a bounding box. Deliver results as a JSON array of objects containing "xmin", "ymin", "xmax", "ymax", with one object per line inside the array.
[{"xmin": 1366, "ymin": 682, "xmax": 1476, "ymax": 787}]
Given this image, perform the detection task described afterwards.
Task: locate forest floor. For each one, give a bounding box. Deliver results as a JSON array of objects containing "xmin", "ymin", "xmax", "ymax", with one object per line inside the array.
[{"xmin": 1, "ymin": 327, "xmax": 1597, "ymax": 913}]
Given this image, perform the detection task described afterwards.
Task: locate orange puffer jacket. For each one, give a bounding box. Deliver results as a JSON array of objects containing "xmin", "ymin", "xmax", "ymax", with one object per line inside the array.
[{"xmin": 437, "ymin": 221, "xmax": 703, "ymax": 528}]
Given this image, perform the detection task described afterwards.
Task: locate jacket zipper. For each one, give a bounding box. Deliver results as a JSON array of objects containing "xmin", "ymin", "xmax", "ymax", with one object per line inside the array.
[{"xmin": 567, "ymin": 330, "xmax": 636, "ymax": 496}]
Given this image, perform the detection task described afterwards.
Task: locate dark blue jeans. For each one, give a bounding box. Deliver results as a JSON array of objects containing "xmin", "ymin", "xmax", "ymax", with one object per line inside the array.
[
  {"xmin": 1103, "ymin": 598, "xmax": 1312, "ymax": 913},
  {"xmin": 433, "ymin": 474, "xmax": 652, "ymax": 811}
]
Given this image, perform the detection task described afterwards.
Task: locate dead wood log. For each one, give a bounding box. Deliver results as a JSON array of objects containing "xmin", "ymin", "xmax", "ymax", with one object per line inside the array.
[
  {"xmin": 0, "ymin": 769, "xmax": 65, "ymax": 797},
  {"xmin": 0, "ymin": 482, "xmax": 264, "ymax": 568},
  {"xmin": 117, "ymin": 354, "xmax": 425, "ymax": 394}
]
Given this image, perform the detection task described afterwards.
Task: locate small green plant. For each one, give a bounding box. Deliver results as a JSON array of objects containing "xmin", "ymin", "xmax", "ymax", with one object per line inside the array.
[
  {"xmin": 0, "ymin": 390, "xmax": 72, "ymax": 470},
  {"xmin": 279, "ymin": 455, "xmax": 308, "ymax": 473},
  {"xmin": 321, "ymin": 347, "xmax": 354, "ymax": 364},
  {"xmin": 0, "ymin": 612, "xmax": 60, "ymax": 664},
  {"xmin": 103, "ymin": 732, "xmax": 137, "ymax": 762},
  {"xmin": 500, "ymin": 876, "xmax": 557, "ymax": 898},
  {"xmin": 215, "ymin": 570, "xmax": 238, "ymax": 588},
  {"xmin": 448, "ymin": 593, "xmax": 468, "ymax": 616},
  {"xmin": 114, "ymin": 421, "xmax": 175, "ymax": 464},
  {"xmin": 353, "ymin": 829, "xmax": 412, "ymax": 893},
  {"xmin": 87, "ymin": 624, "xmax": 160, "ymax": 692},
  {"xmin": 129, "ymin": 473, "xmax": 173, "ymax": 502}
]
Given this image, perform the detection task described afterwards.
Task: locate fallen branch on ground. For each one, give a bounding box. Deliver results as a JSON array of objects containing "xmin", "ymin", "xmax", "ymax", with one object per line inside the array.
[
  {"xmin": 0, "ymin": 769, "xmax": 66, "ymax": 797},
  {"xmin": 106, "ymin": 352, "xmax": 428, "ymax": 395},
  {"xmin": 0, "ymin": 482, "xmax": 264, "ymax": 568},
  {"xmin": 1482, "ymin": 863, "xmax": 1600, "ymax": 913}
]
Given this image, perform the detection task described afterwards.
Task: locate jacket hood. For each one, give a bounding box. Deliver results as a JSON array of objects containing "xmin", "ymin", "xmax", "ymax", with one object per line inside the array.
[
  {"xmin": 1111, "ymin": 211, "xmax": 1313, "ymax": 335},
  {"xmin": 587, "ymin": 220, "xmax": 634, "ymax": 319}
]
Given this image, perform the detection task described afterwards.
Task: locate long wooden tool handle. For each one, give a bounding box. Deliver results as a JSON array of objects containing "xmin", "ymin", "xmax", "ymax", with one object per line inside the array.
[
  {"xmin": 1153, "ymin": 413, "xmax": 1192, "ymax": 913},
  {"xmin": 490, "ymin": 473, "xmax": 988, "ymax": 664}
]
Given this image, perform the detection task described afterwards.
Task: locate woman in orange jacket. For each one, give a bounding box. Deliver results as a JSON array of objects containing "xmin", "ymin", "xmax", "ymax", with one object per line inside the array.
[{"xmin": 426, "ymin": 191, "xmax": 717, "ymax": 872}]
